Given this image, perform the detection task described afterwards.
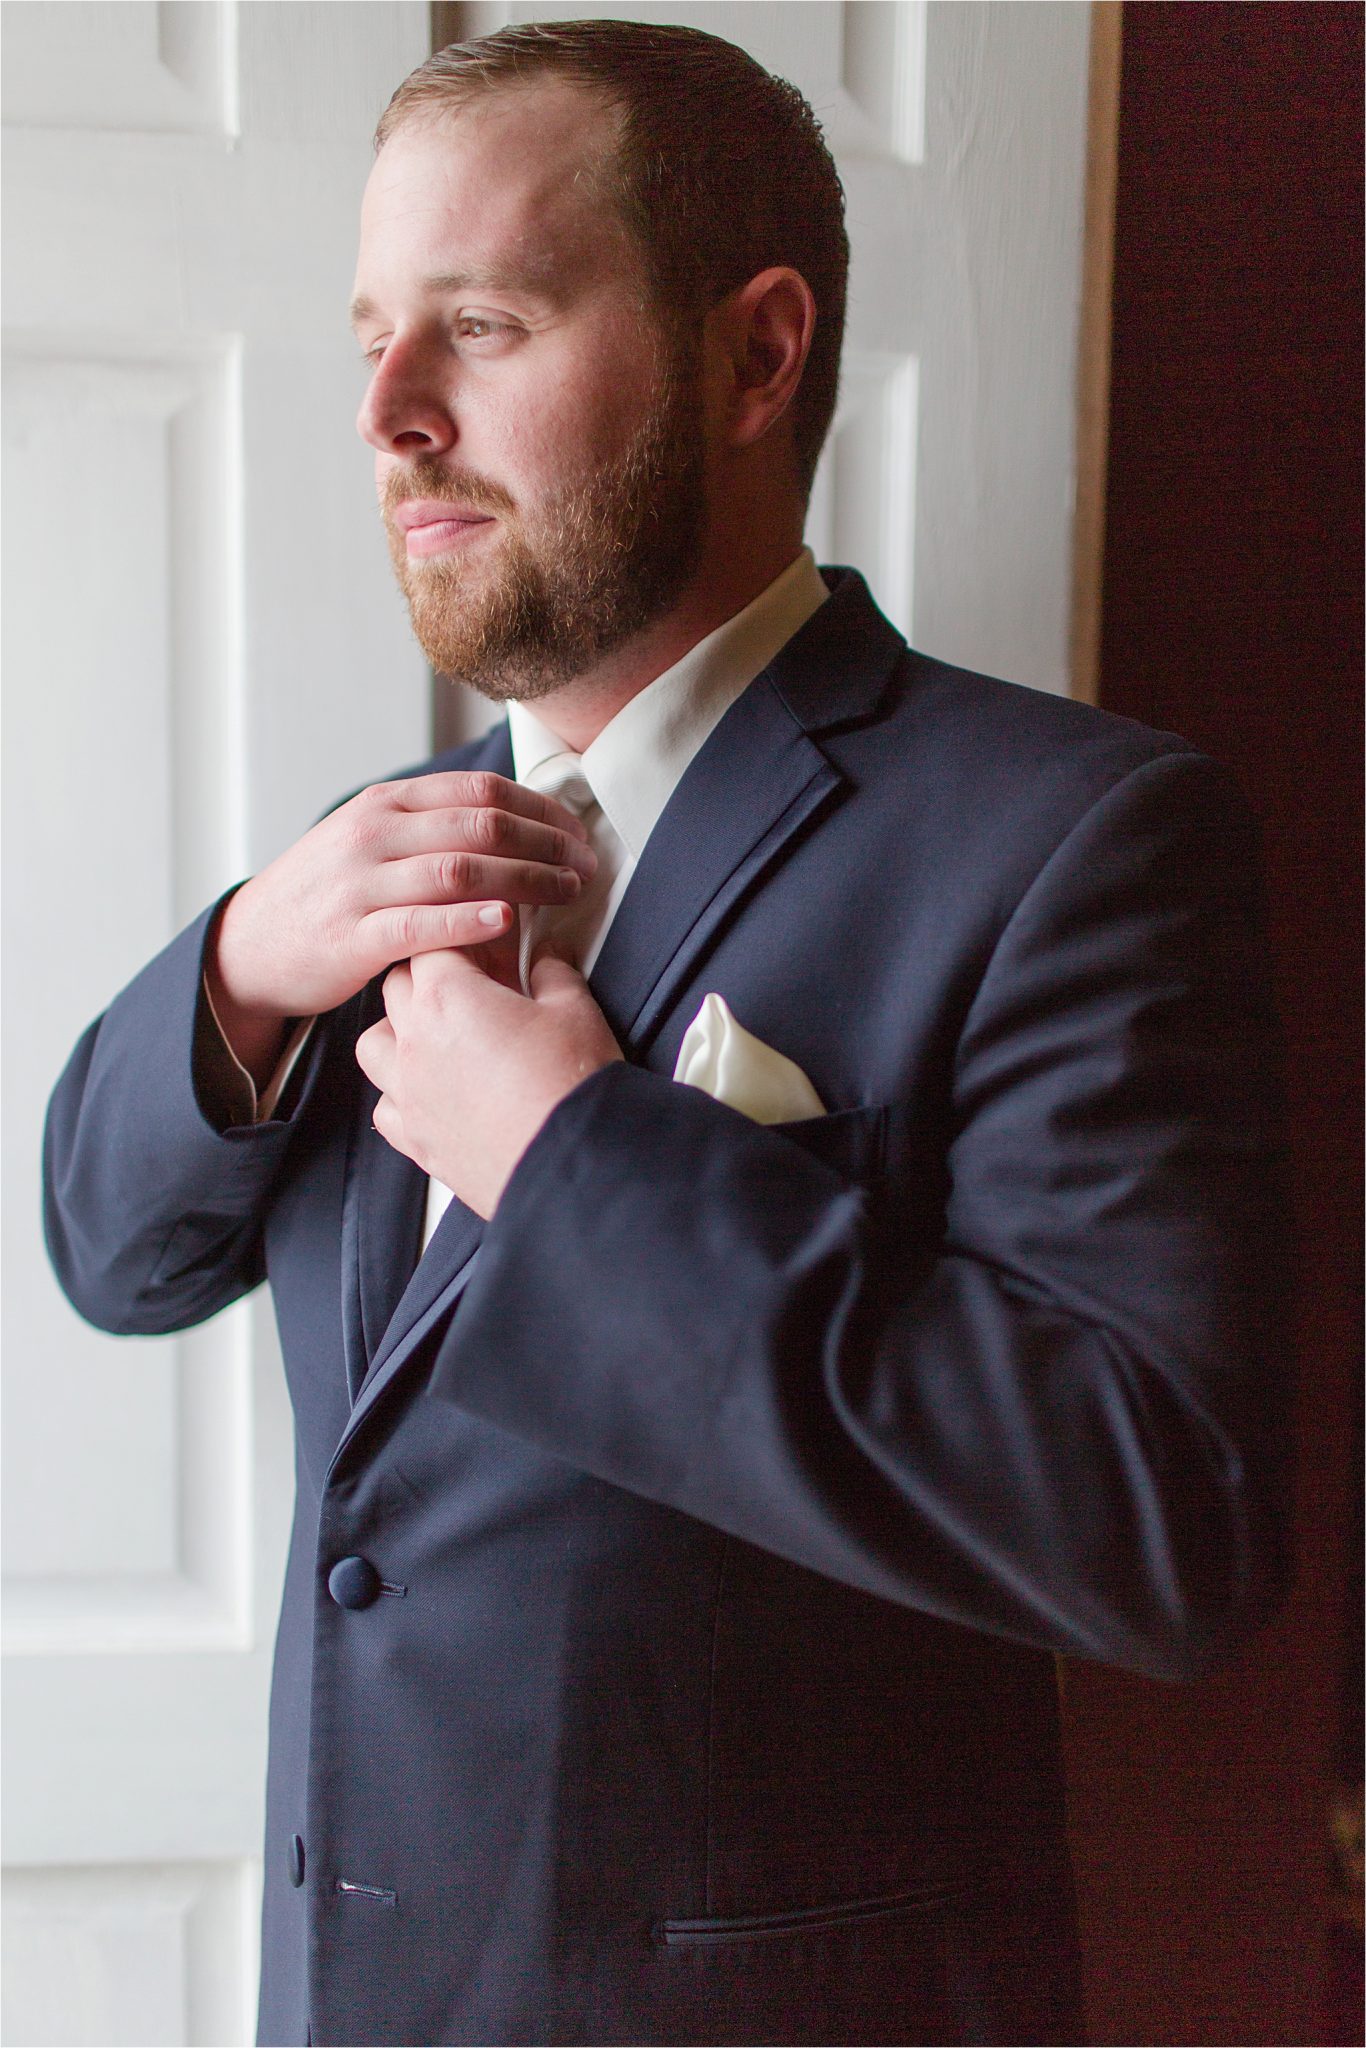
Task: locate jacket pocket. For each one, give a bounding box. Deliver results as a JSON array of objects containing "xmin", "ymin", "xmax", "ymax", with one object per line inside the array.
[
  {"xmin": 656, "ymin": 1878, "xmax": 974, "ymax": 1949},
  {"xmin": 770, "ymin": 1103, "xmax": 889, "ymax": 1183}
]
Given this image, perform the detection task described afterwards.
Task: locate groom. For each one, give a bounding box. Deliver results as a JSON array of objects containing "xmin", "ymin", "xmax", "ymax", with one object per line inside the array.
[{"xmin": 45, "ymin": 20, "xmax": 1291, "ymax": 2047}]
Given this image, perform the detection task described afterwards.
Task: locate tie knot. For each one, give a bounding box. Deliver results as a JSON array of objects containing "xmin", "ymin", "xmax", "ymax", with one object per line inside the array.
[{"xmin": 526, "ymin": 753, "xmax": 596, "ymax": 820}]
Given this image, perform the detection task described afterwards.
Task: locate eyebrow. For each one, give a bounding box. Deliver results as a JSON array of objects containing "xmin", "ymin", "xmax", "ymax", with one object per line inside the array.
[{"xmin": 348, "ymin": 266, "xmax": 561, "ymax": 332}]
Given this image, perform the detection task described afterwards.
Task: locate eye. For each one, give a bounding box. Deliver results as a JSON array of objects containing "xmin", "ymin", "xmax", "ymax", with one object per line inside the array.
[{"xmin": 456, "ymin": 314, "xmax": 516, "ymax": 343}]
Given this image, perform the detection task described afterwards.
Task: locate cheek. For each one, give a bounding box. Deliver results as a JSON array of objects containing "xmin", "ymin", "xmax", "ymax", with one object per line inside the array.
[
  {"xmin": 499, "ymin": 368, "xmax": 586, "ymax": 468},
  {"xmin": 506, "ymin": 322, "xmax": 659, "ymax": 474},
  {"xmin": 508, "ymin": 371, "xmax": 652, "ymax": 483}
]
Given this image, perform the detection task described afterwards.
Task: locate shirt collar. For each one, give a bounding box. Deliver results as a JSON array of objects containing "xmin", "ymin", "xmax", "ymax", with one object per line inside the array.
[{"xmin": 507, "ymin": 549, "xmax": 829, "ymax": 860}]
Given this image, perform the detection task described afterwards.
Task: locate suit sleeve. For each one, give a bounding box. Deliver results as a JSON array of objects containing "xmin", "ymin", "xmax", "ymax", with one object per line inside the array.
[
  {"xmin": 429, "ymin": 751, "xmax": 1294, "ymax": 1681},
  {"xmin": 44, "ymin": 895, "xmax": 329, "ymax": 1336}
]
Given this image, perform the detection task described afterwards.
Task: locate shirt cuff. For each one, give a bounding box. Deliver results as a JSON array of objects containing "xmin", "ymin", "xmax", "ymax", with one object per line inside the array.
[{"xmin": 198, "ymin": 974, "xmax": 316, "ymax": 1127}]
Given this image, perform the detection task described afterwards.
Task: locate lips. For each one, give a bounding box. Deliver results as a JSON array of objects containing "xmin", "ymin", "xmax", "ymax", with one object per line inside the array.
[
  {"xmin": 393, "ymin": 498, "xmax": 496, "ymax": 534},
  {"xmin": 393, "ymin": 499, "xmax": 498, "ymax": 559}
]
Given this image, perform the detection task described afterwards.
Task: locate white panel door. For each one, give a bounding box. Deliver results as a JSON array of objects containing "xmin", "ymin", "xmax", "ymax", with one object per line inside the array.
[
  {"xmin": 4, "ymin": 7, "xmax": 1092, "ymax": 2039},
  {"xmin": 1, "ymin": 6, "xmax": 431, "ymax": 2043},
  {"xmin": 463, "ymin": 0, "xmax": 1093, "ymax": 695}
]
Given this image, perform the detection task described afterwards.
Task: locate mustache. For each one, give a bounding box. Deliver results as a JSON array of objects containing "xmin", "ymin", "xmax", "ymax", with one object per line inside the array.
[{"xmin": 382, "ymin": 464, "xmax": 516, "ymax": 519}]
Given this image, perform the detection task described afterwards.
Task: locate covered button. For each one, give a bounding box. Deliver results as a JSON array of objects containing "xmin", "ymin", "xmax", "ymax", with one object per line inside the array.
[{"xmin": 328, "ymin": 1555, "xmax": 382, "ymax": 1610}]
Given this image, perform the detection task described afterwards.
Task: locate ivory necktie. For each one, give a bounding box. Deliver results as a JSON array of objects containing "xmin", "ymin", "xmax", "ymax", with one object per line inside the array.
[{"xmin": 517, "ymin": 753, "xmax": 625, "ymax": 991}]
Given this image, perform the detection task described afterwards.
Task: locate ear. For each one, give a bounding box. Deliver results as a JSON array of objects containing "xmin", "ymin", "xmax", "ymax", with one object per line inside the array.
[{"xmin": 707, "ymin": 266, "xmax": 817, "ymax": 456}]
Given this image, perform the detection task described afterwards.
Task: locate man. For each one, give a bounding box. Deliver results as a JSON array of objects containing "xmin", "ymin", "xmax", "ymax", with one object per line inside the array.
[{"xmin": 44, "ymin": 20, "xmax": 1290, "ymax": 2048}]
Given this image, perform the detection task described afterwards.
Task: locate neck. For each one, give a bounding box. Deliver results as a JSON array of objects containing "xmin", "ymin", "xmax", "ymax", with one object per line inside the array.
[{"xmin": 515, "ymin": 527, "xmax": 805, "ymax": 755}]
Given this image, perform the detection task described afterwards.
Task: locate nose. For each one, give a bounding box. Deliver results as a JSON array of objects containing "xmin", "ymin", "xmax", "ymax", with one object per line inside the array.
[{"xmin": 356, "ymin": 335, "xmax": 456, "ymax": 458}]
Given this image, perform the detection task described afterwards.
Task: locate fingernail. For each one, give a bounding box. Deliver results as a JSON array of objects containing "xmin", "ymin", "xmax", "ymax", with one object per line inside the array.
[
  {"xmin": 559, "ymin": 869, "xmax": 582, "ymax": 894},
  {"xmin": 478, "ymin": 903, "xmax": 508, "ymax": 928},
  {"xmin": 570, "ymin": 843, "xmax": 597, "ymax": 874}
]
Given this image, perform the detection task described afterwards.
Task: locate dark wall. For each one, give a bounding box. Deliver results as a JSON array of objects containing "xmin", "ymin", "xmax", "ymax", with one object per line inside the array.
[{"xmin": 1061, "ymin": 6, "xmax": 1363, "ymax": 2043}]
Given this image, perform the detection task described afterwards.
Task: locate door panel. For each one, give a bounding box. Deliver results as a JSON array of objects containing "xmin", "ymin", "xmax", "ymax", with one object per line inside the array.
[{"xmin": 1, "ymin": 6, "xmax": 431, "ymax": 2042}]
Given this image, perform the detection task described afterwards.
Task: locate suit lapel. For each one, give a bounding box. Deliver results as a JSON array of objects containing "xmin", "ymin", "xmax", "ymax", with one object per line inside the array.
[
  {"xmin": 586, "ymin": 676, "xmax": 837, "ymax": 1049},
  {"xmin": 341, "ymin": 721, "xmax": 515, "ymax": 1407},
  {"xmin": 342, "ymin": 975, "xmax": 431, "ymax": 1396},
  {"xmin": 339, "ymin": 572, "xmax": 905, "ymax": 1448},
  {"xmin": 588, "ymin": 568, "xmax": 905, "ymax": 1052}
]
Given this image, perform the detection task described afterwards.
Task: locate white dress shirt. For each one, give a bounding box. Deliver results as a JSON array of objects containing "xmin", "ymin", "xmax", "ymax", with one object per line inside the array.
[{"xmin": 421, "ymin": 548, "xmax": 828, "ymax": 1249}]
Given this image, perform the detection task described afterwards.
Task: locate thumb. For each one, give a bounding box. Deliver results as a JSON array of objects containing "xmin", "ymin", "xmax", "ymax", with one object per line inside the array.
[
  {"xmin": 528, "ymin": 947, "xmax": 587, "ymax": 1004},
  {"xmin": 469, "ymin": 922, "xmax": 522, "ymax": 993}
]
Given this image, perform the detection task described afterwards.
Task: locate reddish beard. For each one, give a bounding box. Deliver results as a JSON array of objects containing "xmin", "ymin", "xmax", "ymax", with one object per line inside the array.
[{"xmin": 382, "ymin": 358, "xmax": 707, "ymax": 702}]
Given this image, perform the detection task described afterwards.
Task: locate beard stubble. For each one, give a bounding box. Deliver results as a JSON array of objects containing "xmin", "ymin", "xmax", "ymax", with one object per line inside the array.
[{"xmin": 383, "ymin": 345, "xmax": 708, "ymax": 703}]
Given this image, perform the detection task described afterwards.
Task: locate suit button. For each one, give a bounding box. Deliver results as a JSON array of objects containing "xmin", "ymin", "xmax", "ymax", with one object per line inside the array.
[
  {"xmin": 328, "ymin": 1555, "xmax": 382, "ymax": 1610},
  {"xmin": 287, "ymin": 1835, "xmax": 305, "ymax": 1888}
]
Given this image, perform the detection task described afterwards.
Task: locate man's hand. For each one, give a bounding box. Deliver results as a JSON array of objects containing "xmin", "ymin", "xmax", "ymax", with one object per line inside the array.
[
  {"xmin": 206, "ymin": 773, "xmax": 596, "ymax": 1085},
  {"xmin": 355, "ymin": 947, "xmax": 623, "ymax": 1219}
]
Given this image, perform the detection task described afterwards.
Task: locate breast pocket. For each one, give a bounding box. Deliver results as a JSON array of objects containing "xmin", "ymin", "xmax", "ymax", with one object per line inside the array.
[
  {"xmin": 770, "ymin": 1103, "xmax": 889, "ymax": 1185},
  {"xmin": 774, "ymin": 1103, "xmax": 949, "ymax": 1274}
]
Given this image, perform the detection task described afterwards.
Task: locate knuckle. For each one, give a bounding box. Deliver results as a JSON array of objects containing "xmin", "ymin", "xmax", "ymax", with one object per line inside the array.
[
  {"xmin": 472, "ymin": 805, "xmax": 507, "ymax": 854},
  {"xmin": 339, "ymin": 805, "xmax": 381, "ymax": 859},
  {"xmin": 438, "ymin": 849, "xmax": 472, "ymax": 896},
  {"xmin": 464, "ymin": 770, "xmax": 500, "ymax": 809},
  {"xmin": 324, "ymin": 911, "xmax": 357, "ymax": 964},
  {"xmin": 390, "ymin": 905, "xmax": 422, "ymax": 951}
]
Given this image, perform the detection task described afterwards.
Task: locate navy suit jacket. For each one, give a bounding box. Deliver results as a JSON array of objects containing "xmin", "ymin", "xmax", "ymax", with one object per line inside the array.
[{"xmin": 45, "ymin": 571, "xmax": 1291, "ymax": 2047}]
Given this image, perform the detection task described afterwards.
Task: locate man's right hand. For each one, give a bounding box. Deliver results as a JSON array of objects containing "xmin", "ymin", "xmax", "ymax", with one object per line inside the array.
[{"xmin": 205, "ymin": 772, "xmax": 595, "ymax": 1086}]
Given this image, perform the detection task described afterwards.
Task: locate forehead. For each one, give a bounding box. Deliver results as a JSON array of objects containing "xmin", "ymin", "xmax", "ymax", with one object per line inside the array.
[{"xmin": 356, "ymin": 81, "xmax": 634, "ymax": 301}]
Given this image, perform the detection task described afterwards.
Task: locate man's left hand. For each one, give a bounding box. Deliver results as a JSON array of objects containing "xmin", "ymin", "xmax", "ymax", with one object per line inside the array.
[{"xmin": 356, "ymin": 946, "xmax": 623, "ymax": 1219}]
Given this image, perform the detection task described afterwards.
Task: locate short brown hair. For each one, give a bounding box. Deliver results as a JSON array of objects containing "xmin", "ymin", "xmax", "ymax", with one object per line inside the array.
[{"xmin": 375, "ymin": 18, "xmax": 848, "ymax": 499}]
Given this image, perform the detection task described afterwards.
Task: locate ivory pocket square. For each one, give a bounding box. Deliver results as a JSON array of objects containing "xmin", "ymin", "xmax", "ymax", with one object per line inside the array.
[{"xmin": 672, "ymin": 993, "xmax": 825, "ymax": 1124}]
